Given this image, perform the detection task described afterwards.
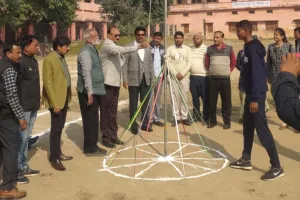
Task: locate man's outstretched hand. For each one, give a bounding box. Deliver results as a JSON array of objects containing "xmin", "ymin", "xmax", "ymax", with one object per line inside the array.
[{"xmin": 281, "ymin": 53, "xmax": 300, "ymax": 77}]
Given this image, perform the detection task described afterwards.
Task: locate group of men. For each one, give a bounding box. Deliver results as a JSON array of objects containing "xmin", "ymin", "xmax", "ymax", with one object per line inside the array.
[{"xmin": 0, "ymin": 19, "xmax": 300, "ymax": 199}]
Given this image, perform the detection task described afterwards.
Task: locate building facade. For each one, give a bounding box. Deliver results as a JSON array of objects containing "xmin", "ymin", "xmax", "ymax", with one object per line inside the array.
[
  {"xmin": 0, "ymin": 0, "xmax": 108, "ymax": 42},
  {"xmin": 167, "ymin": 0, "xmax": 300, "ymax": 39}
]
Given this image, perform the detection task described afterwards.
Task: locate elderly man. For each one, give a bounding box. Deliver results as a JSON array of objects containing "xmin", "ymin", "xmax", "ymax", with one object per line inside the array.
[
  {"xmin": 190, "ymin": 33, "xmax": 208, "ymax": 123},
  {"xmin": 42, "ymin": 36, "xmax": 73, "ymax": 171},
  {"xmin": 77, "ymin": 29, "xmax": 107, "ymax": 155},
  {"xmin": 122, "ymin": 26, "xmax": 155, "ymax": 134},
  {"xmin": 100, "ymin": 26, "xmax": 149, "ymax": 147}
]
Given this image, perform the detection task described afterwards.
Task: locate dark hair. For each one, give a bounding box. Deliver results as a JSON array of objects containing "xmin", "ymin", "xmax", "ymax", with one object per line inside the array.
[
  {"xmin": 236, "ymin": 20, "xmax": 252, "ymax": 33},
  {"xmin": 53, "ymin": 36, "xmax": 71, "ymax": 51},
  {"xmin": 214, "ymin": 31, "xmax": 225, "ymax": 38},
  {"xmin": 3, "ymin": 41, "xmax": 20, "ymax": 54},
  {"xmin": 134, "ymin": 27, "xmax": 146, "ymax": 35},
  {"xmin": 174, "ymin": 31, "xmax": 184, "ymax": 38},
  {"xmin": 107, "ymin": 25, "xmax": 118, "ymax": 34},
  {"xmin": 294, "ymin": 27, "xmax": 300, "ymax": 34},
  {"xmin": 20, "ymin": 34, "xmax": 37, "ymax": 50},
  {"xmin": 274, "ymin": 27, "xmax": 288, "ymax": 43},
  {"xmin": 153, "ymin": 32, "xmax": 163, "ymax": 38}
]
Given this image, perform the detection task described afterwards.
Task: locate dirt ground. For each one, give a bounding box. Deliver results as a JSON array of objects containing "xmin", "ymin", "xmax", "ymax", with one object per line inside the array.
[{"xmin": 17, "ymin": 40, "xmax": 300, "ymax": 200}]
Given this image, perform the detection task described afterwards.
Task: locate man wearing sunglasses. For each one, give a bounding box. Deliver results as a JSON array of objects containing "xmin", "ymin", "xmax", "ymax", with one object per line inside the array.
[
  {"xmin": 100, "ymin": 26, "xmax": 149, "ymax": 147},
  {"xmin": 122, "ymin": 26, "xmax": 155, "ymax": 135}
]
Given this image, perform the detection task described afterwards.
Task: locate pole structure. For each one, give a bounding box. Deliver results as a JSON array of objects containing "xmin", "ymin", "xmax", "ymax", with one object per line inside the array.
[{"xmin": 164, "ymin": 0, "xmax": 168, "ymax": 157}]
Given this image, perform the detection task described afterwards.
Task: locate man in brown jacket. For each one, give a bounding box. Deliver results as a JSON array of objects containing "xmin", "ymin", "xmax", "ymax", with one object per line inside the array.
[{"xmin": 42, "ymin": 36, "xmax": 73, "ymax": 171}]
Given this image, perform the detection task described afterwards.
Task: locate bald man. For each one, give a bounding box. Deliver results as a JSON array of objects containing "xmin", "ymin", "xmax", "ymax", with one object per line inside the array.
[{"xmin": 190, "ymin": 33, "xmax": 209, "ymax": 123}]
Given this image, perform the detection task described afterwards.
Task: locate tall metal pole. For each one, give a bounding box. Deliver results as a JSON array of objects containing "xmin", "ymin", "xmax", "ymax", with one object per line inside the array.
[{"xmin": 164, "ymin": 0, "xmax": 168, "ymax": 157}]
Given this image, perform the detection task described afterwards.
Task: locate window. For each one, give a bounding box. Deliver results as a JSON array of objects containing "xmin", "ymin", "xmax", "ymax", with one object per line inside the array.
[
  {"xmin": 182, "ymin": 24, "xmax": 189, "ymax": 33},
  {"xmin": 228, "ymin": 22, "xmax": 237, "ymax": 33},
  {"xmin": 192, "ymin": 0, "xmax": 202, "ymax": 3},
  {"xmin": 207, "ymin": 12, "xmax": 213, "ymax": 16},
  {"xmin": 266, "ymin": 21, "xmax": 278, "ymax": 31},
  {"xmin": 295, "ymin": 8, "xmax": 300, "ymax": 12},
  {"xmin": 267, "ymin": 10, "xmax": 273, "ymax": 13},
  {"xmin": 183, "ymin": 12, "xmax": 189, "ymax": 17},
  {"xmin": 83, "ymin": 0, "xmax": 91, "ymax": 2},
  {"xmin": 232, "ymin": 11, "xmax": 238, "ymax": 15},
  {"xmin": 295, "ymin": 20, "xmax": 300, "ymax": 27},
  {"xmin": 231, "ymin": 0, "xmax": 237, "ymax": 1},
  {"xmin": 249, "ymin": 10, "xmax": 255, "ymax": 14},
  {"xmin": 206, "ymin": 23, "xmax": 213, "ymax": 33},
  {"xmin": 251, "ymin": 22, "xmax": 258, "ymax": 31},
  {"xmin": 207, "ymin": 0, "xmax": 218, "ymax": 2}
]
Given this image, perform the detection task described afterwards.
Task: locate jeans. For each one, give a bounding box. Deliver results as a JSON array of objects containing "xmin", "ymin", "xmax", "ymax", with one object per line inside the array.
[{"xmin": 18, "ymin": 110, "xmax": 37, "ymax": 170}]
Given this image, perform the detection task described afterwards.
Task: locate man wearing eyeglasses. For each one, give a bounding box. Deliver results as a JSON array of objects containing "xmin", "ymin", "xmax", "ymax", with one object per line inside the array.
[
  {"xmin": 122, "ymin": 26, "xmax": 155, "ymax": 135},
  {"xmin": 100, "ymin": 26, "xmax": 149, "ymax": 147}
]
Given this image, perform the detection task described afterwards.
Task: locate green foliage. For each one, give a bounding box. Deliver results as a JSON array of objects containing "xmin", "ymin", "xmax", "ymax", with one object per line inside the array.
[
  {"xmin": 0, "ymin": 0, "xmax": 77, "ymax": 30},
  {"xmin": 100, "ymin": 0, "xmax": 173, "ymax": 36}
]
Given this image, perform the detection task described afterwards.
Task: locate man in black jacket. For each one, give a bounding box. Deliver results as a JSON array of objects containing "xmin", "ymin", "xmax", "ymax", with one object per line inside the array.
[
  {"xmin": 149, "ymin": 32, "xmax": 165, "ymax": 127},
  {"xmin": 272, "ymin": 53, "xmax": 300, "ymax": 131},
  {"xmin": 17, "ymin": 35, "xmax": 40, "ymax": 183},
  {"xmin": 229, "ymin": 20, "xmax": 284, "ymax": 181},
  {"xmin": 0, "ymin": 42, "xmax": 27, "ymax": 199},
  {"xmin": 294, "ymin": 27, "xmax": 300, "ymax": 53}
]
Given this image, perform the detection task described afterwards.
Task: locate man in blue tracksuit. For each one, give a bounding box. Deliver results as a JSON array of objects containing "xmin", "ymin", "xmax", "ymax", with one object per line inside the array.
[{"xmin": 230, "ymin": 20, "xmax": 284, "ymax": 181}]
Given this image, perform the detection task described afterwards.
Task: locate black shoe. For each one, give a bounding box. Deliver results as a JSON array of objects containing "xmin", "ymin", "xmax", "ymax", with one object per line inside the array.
[
  {"xmin": 17, "ymin": 174, "xmax": 29, "ymax": 184},
  {"xmin": 182, "ymin": 119, "xmax": 191, "ymax": 126},
  {"xmin": 207, "ymin": 123, "xmax": 217, "ymax": 128},
  {"xmin": 85, "ymin": 148, "xmax": 107, "ymax": 157},
  {"xmin": 229, "ymin": 158, "xmax": 252, "ymax": 170},
  {"xmin": 111, "ymin": 139, "xmax": 125, "ymax": 145},
  {"xmin": 171, "ymin": 120, "xmax": 180, "ymax": 127},
  {"xmin": 22, "ymin": 168, "xmax": 40, "ymax": 177},
  {"xmin": 131, "ymin": 128, "xmax": 139, "ymax": 135},
  {"xmin": 59, "ymin": 153, "xmax": 73, "ymax": 161},
  {"xmin": 223, "ymin": 124, "xmax": 231, "ymax": 129},
  {"xmin": 28, "ymin": 136, "xmax": 39, "ymax": 149},
  {"xmin": 102, "ymin": 142, "xmax": 116, "ymax": 148},
  {"xmin": 153, "ymin": 121, "xmax": 164, "ymax": 127},
  {"xmin": 141, "ymin": 126, "xmax": 153, "ymax": 132},
  {"xmin": 261, "ymin": 167, "xmax": 285, "ymax": 181}
]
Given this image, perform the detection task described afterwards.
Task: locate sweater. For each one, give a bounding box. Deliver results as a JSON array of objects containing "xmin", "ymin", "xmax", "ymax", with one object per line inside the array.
[
  {"xmin": 190, "ymin": 44, "xmax": 208, "ymax": 76},
  {"xmin": 167, "ymin": 44, "xmax": 192, "ymax": 77}
]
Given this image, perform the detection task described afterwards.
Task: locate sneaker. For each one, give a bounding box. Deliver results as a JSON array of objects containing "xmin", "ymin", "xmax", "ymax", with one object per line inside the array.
[
  {"xmin": 229, "ymin": 158, "xmax": 252, "ymax": 170},
  {"xmin": 28, "ymin": 136, "xmax": 39, "ymax": 149},
  {"xmin": 261, "ymin": 167, "xmax": 285, "ymax": 181},
  {"xmin": 22, "ymin": 168, "xmax": 40, "ymax": 177},
  {"xmin": 17, "ymin": 174, "xmax": 29, "ymax": 184}
]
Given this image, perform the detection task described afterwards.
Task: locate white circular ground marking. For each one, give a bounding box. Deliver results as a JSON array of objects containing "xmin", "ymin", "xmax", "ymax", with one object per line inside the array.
[{"xmin": 99, "ymin": 142, "xmax": 228, "ymax": 181}]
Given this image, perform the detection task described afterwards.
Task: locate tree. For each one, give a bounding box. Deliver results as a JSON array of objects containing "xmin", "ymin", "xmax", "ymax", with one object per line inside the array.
[
  {"xmin": 0, "ymin": 0, "xmax": 77, "ymax": 29},
  {"xmin": 100, "ymin": 0, "xmax": 172, "ymax": 36}
]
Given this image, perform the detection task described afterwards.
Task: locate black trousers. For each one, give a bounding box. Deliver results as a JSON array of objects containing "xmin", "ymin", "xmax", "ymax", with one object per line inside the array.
[
  {"xmin": 190, "ymin": 75, "xmax": 209, "ymax": 121},
  {"xmin": 78, "ymin": 92, "xmax": 101, "ymax": 153},
  {"xmin": 49, "ymin": 103, "xmax": 68, "ymax": 159},
  {"xmin": 0, "ymin": 118, "xmax": 19, "ymax": 190},
  {"xmin": 208, "ymin": 77, "xmax": 232, "ymax": 125},
  {"xmin": 242, "ymin": 93, "xmax": 281, "ymax": 168},
  {"xmin": 100, "ymin": 85, "xmax": 119, "ymax": 143},
  {"xmin": 128, "ymin": 76, "xmax": 151, "ymax": 131}
]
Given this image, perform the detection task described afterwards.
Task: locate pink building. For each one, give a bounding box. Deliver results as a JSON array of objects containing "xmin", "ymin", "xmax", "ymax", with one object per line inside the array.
[
  {"xmin": 0, "ymin": 0, "xmax": 108, "ymax": 42},
  {"xmin": 167, "ymin": 0, "xmax": 300, "ymax": 39}
]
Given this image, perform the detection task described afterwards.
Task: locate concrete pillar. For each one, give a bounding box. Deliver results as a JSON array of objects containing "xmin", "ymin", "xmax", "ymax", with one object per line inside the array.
[
  {"xmin": 71, "ymin": 22, "xmax": 76, "ymax": 41},
  {"xmin": 187, "ymin": 0, "xmax": 192, "ymax": 4},
  {"xmin": 155, "ymin": 24, "xmax": 160, "ymax": 32},
  {"xmin": 28, "ymin": 23, "xmax": 34, "ymax": 35},
  {"xmin": 91, "ymin": 0, "xmax": 95, "ymax": 3},
  {"xmin": 0, "ymin": 26, "xmax": 5, "ymax": 42},
  {"xmin": 51, "ymin": 23, "xmax": 57, "ymax": 41},
  {"xmin": 102, "ymin": 22, "xmax": 107, "ymax": 39},
  {"xmin": 87, "ymin": 22, "xmax": 93, "ymax": 30}
]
